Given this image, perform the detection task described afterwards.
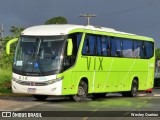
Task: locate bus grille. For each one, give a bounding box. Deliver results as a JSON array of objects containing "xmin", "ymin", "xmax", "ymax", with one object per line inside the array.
[{"xmin": 17, "ymin": 81, "xmax": 48, "ymax": 86}]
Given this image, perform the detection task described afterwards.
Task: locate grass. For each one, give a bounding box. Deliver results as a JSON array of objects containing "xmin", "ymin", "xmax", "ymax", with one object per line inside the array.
[
  {"xmin": 0, "ymin": 87, "xmax": 12, "ymax": 93},
  {"xmin": 0, "ymin": 69, "xmax": 12, "ymax": 93}
]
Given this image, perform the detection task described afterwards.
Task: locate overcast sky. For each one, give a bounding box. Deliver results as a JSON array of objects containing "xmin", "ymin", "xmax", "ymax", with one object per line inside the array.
[{"xmin": 0, "ymin": 0, "xmax": 160, "ymax": 47}]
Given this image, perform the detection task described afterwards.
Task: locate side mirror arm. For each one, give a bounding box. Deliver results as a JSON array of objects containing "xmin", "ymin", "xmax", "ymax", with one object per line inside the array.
[{"xmin": 6, "ymin": 38, "xmax": 18, "ymax": 54}]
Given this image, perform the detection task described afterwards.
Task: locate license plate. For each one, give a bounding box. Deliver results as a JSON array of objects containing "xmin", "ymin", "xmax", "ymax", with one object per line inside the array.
[{"xmin": 27, "ymin": 88, "xmax": 36, "ymax": 93}]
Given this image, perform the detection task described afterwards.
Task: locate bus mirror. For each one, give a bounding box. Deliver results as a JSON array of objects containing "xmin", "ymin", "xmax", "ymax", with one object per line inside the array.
[
  {"xmin": 67, "ymin": 38, "xmax": 73, "ymax": 56},
  {"xmin": 6, "ymin": 38, "xmax": 18, "ymax": 55}
]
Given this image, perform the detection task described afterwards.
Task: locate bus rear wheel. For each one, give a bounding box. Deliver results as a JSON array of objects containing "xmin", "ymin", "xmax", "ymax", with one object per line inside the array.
[
  {"xmin": 122, "ymin": 79, "xmax": 138, "ymax": 97},
  {"xmin": 72, "ymin": 81, "xmax": 88, "ymax": 102},
  {"xmin": 32, "ymin": 95, "xmax": 48, "ymax": 101}
]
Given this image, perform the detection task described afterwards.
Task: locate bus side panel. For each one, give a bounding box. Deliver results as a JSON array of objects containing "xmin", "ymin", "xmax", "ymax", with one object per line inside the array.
[
  {"xmin": 103, "ymin": 58, "xmax": 119, "ymax": 92},
  {"xmin": 72, "ymin": 56, "xmax": 95, "ymax": 94},
  {"xmin": 146, "ymin": 58, "xmax": 155, "ymax": 89},
  {"xmin": 118, "ymin": 59, "xmax": 136, "ymax": 91},
  {"xmin": 61, "ymin": 69, "xmax": 74, "ymax": 95},
  {"xmin": 133, "ymin": 60, "xmax": 148, "ymax": 90},
  {"xmin": 118, "ymin": 59, "xmax": 148, "ymax": 91},
  {"xmin": 118, "ymin": 72, "xmax": 131, "ymax": 91}
]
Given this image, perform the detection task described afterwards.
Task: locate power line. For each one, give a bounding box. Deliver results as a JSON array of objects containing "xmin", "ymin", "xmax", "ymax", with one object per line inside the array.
[
  {"xmin": 98, "ymin": 0, "xmax": 152, "ymax": 18},
  {"xmin": 79, "ymin": 14, "xmax": 96, "ymax": 25}
]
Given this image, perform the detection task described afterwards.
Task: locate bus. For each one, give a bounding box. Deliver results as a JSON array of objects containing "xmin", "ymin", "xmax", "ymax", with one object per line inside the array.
[{"xmin": 6, "ymin": 24, "xmax": 155, "ymax": 101}]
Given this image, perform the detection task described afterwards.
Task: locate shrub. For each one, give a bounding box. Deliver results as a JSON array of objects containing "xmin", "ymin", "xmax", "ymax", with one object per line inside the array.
[{"xmin": 0, "ymin": 69, "xmax": 12, "ymax": 89}]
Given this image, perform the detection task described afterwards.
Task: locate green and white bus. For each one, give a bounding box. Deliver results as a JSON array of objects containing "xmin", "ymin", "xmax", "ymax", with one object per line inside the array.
[{"xmin": 6, "ymin": 24, "xmax": 155, "ymax": 101}]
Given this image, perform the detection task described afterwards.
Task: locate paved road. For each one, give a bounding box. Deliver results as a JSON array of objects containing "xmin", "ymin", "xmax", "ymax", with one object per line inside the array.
[{"xmin": 1, "ymin": 89, "xmax": 160, "ymax": 120}]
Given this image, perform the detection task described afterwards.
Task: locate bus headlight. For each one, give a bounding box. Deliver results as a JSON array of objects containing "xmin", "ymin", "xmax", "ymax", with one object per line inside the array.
[
  {"xmin": 44, "ymin": 76, "xmax": 64, "ymax": 85},
  {"xmin": 12, "ymin": 77, "xmax": 21, "ymax": 84}
]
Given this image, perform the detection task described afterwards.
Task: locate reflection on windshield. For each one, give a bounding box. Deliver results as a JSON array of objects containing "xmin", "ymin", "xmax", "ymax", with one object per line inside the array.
[{"xmin": 13, "ymin": 36, "xmax": 65, "ymax": 75}]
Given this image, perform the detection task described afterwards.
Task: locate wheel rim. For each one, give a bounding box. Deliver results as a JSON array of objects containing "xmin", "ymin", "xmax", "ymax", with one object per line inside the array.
[
  {"xmin": 132, "ymin": 83, "xmax": 137, "ymax": 96},
  {"xmin": 78, "ymin": 86, "xmax": 85, "ymax": 96}
]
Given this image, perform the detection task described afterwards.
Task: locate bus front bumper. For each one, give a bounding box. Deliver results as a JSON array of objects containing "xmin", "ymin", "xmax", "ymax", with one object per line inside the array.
[{"xmin": 12, "ymin": 80, "xmax": 62, "ymax": 95}]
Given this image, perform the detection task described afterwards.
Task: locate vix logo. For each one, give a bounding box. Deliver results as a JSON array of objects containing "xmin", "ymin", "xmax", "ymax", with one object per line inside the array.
[{"xmin": 86, "ymin": 57, "xmax": 103, "ymax": 70}]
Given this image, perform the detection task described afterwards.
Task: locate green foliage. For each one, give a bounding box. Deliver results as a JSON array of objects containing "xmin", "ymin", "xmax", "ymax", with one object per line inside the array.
[
  {"xmin": 10, "ymin": 25, "xmax": 24, "ymax": 37},
  {"xmin": 0, "ymin": 26, "xmax": 20, "ymax": 91},
  {"xmin": 45, "ymin": 16, "xmax": 67, "ymax": 24},
  {"xmin": 0, "ymin": 35, "xmax": 16, "ymax": 69},
  {"xmin": 0, "ymin": 69, "xmax": 12, "ymax": 89},
  {"xmin": 156, "ymin": 48, "xmax": 160, "ymax": 59},
  {"xmin": 0, "ymin": 51, "xmax": 14, "ymax": 69}
]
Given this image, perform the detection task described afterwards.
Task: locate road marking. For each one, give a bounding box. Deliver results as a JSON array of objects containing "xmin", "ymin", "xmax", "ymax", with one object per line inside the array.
[
  {"xmin": 138, "ymin": 94, "xmax": 146, "ymax": 96},
  {"xmin": 154, "ymin": 94, "xmax": 160, "ymax": 96},
  {"xmin": 13, "ymin": 102, "xmax": 45, "ymax": 111},
  {"xmin": 82, "ymin": 117, "xmax": 88, "ymax": 120},
  {"xmin": 14, "ymin": 108, "xmax": 22, "ymax": 111}
]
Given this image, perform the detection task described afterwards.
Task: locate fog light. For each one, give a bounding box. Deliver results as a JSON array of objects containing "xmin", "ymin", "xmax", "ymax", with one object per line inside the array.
[{"xmin": 51, "ymin": 88, "xmax": 57, "ymax": 91}]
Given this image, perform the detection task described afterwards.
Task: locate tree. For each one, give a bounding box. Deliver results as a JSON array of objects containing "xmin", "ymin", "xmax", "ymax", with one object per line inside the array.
[
  {"xmin": 10, "ymin": 26, "xmax": 24, "ymax": 37},
  {"xmin": 45, "ymin": 16, "xmax": 67, "ymax": 24},
  {"xmin": 156, "ymin": 48, "xmax": 160, "ymax": 59}
]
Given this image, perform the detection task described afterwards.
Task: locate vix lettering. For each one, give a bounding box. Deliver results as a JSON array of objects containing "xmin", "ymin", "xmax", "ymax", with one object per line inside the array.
[{"xmin": 86, "ymin": 57, "xmax": 103, "ymax": 71}]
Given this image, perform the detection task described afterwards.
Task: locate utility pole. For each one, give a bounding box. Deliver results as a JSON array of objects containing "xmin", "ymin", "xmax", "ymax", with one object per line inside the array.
[
  {"xmin": 0, "ymin": 24, "xmax": 4, "ymax": 40},
  {"xmin": 0, "ymin": 24, "xmax": 3, "ymax": 52},
  {"xmin": 79, "ymin": 14, "xmax": 96, "ymax": 25}
]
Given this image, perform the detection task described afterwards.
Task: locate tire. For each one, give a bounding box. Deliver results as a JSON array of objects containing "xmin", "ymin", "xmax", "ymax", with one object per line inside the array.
[
  {"xmin": 121, "ymin": 92, "xmax": 129, "ymax": 97},
  {"xmin": 122, "ymin": 79, "xmax": 138, "ymax": 97},
  {"xmin": 72, "ymin": 81, "xmax": 88, "ymax": 102},
  {"xmin": 33, "ymin": 95, "xmax": 48, "ymax": 101},
  {"xmin": 92, "ymin": 93, "xmax": 106, "ymax": 98}
]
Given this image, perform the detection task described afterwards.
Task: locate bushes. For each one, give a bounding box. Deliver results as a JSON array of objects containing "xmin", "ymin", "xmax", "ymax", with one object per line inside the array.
[
  {"xmin": 0, "ymin": 36, "xmax": 15, "ymax": 92},
  {"xmin": 0, "ymin": 69, "xmax": 12, "ymax": 89}
]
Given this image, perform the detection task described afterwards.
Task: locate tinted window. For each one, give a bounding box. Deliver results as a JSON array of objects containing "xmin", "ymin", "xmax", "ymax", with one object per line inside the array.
[
  {"xmin": 110, "ymin": 37, "xmax": 122, "ymax": 57},
  {"xmin": 134, "ymin": 41, "xmax": 144, "ymax": 58},
  {"xmin": 111, "ymin": 37, "xmax": 117, "ymax": 56},
  {"xmin": 82, "ymin": 34, "xmax": 96, "ymax": 55},
  {"xmin": 123, "ymin": 39, "xmax": 133, "ymax": 58},
  {"xmin": 63, "ymin": 33, "xmax": 82, "ymax": 70},
  {"xmin": 97, "ymin": 36, "xmax": 102, "ymax": 55},
  {"xmin": 116, "ymin": 38, "xmax": 122, "ymax": 57},
  {"xmin": 144, "ymin": 41, "xmax": 154, "ymax": 59},
  {"xmin": 89, "ymin": 35, "xmax": 96, "ymax": 55},
  {"xmin": 69, "ymin": 33, "xmax": 82, "ymax": 56},
  {"xmin": 101, "ymin": 36, "xmax": 108, "ymax": 56}
]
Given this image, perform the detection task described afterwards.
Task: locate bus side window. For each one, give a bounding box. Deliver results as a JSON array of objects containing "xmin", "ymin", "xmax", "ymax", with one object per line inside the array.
[
  {"xmin": 82, "ymin": 34, "xmax": 96, "ymax": 55},
  {"xmin": 97, "ymin": 36, "xmax": 102, "ymax": 56},
  {"xmin": 111, "ymin": 37, "xmax": 117, "ymax": 57},
  {"xmin": 123, "ymin": 39, "xmax": 133, "ymax": 58},
  {"xmin": 88, "ymin": 35, "xmax": 96, "ymax": 55},
  {"xmin": 133, "ymin": 41, "xmax": 140, "ymax": 58},
  {"xmin": 82, "ymin": 37, "xmax": 90, "ymax": 55},
  {"xmin": 101, "ymin": 36, "xmax": 107, "ymax": 56},
  {"xmin": 116, "ymin": 38, "xmax": 122, "ymax": 57},
  {"xmin": 144, "ymin": 41, "xmax": 154, "ymax": 59},
  {"xmin": 106, "ymin": 38, "xmax": 111, "ymax": 56},
  {"xmin": 63, "ymin": 33, "xmax": 82, "ymax": 70},
  {"xmin": 134, "ymin": 41, "xmax": 144, "ymax": 59}
]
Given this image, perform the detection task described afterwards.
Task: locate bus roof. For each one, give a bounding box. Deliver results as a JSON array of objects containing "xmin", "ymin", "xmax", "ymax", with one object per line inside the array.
[{"xmin": 21, "ymin": 24, "xmax": 151, "ymax": 40}]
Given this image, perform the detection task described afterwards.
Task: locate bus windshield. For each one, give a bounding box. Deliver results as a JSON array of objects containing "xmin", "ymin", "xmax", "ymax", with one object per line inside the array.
[{"xmin": 13, "ymin": 35, "xmax": 65, "ymax": 75}]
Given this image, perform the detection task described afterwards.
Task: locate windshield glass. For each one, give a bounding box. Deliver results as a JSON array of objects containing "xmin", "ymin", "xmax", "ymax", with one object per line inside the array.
[{"xmin": 13, "ymin": 36, "xmax": 65, "ymax": 75}]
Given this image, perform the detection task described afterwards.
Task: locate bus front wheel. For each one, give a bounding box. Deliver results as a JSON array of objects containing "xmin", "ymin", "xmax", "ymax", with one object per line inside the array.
[
  {"xmin": 72, "ymin": 81, "xmax": 88, "ymax": 102},
  {"xmin": 32, "ymin": 95, "xmax": 48, "ymax": 101}
]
